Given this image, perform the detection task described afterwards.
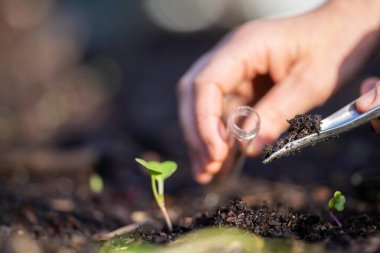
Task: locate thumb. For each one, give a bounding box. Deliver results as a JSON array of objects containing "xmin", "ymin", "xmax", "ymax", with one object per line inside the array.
[
  {"xmin": 356, "ymin": 77, "xmax": 380, "ymax": 112},
  {"xmin": 356, "ymin": 77, "xmax": 380, "ymax": 134}
]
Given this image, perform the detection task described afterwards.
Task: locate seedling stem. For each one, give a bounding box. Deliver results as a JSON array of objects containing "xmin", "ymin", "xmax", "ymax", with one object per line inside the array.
[
  {"xmin": 151, "ymin": 176, "xmax": 172, "ymax": 231},
  {"xmin": 328, "ymin": 191, "xmax": 346, "ymax": 228},
  {"xmin": 328, "ymin": 211, "xmax": 342, "ymax": 228},
  {"xmin": 136, "ymin": 158, "xmax": 177, "ymax": 232}
]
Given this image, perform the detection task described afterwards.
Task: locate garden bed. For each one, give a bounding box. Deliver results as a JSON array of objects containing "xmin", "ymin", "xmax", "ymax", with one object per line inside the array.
[{"xmin": 1, "ymin": 157, "xmax": 380, "ymax": 253}]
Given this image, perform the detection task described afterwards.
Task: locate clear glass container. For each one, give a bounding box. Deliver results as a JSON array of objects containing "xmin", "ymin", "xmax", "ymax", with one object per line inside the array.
[
  {"xmin": 215, "ymin": 106, "xmax": 260, "ymax": 182},
  {"xmin": 227, "ymin": 106, "xmax": 260, "ymax": 142}
]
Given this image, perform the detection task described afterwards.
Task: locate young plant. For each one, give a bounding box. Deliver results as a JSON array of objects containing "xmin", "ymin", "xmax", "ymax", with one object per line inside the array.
[
  {"xmin": 135, "ymin": 158, "xmax": 177, "ymax": 231},
  {"xmin": 328, "ymin": 191, "xmax": 346, "ymax": 228}
]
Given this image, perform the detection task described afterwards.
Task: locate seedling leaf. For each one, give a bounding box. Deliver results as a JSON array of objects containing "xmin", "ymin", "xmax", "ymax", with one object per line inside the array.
[
  {"xmin": 135, "ymin": 158, "xmax": 162, "ymax": 176},
  {"xmin": 334, "ymin": 195, "xmax": 346, "ymax": 211},
  {"xmin": 328, "ymin": 191, "xmax": 346, "ymax": 211},
  {"xmin": 155, "ymin": 161, "xmax": 177, "ymax": 181},
  {"xmin": 89, "ymin": 173, "xmax": 104, "ymax": 194},
  {"xmin": 136, "ymin": 158, "xmax": 177, "ymax": 180}
]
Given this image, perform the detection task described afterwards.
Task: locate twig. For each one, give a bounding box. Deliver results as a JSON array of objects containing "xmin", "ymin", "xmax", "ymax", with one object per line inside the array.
[{"xmin": 93, "ymin": 223, "xmax": 142, "ymax": 241}]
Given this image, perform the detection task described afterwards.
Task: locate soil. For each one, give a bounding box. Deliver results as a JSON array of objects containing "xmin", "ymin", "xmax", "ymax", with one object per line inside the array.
[
  {"xmin": 134, "ymin": 198, "xmax": 380, "ymax": 251},
  {"xmin": 2, "ymin": 152, "xmax": 380, "ymax": 252},
  {"xmin": 0, "ymin": 170, "xmax": 129, "ymax": 252},
  {"xmin": 263, "ymin": 114, "xmax": 322, "ymax": 159}
]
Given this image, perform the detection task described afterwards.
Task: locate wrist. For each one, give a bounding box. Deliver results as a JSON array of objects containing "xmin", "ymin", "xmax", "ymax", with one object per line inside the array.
[
  {"xmin": 302, "ymin": 0, "xmax": 380, "ymax": 86},
  {"xmin": 326, "ymin": 0, "xmax": 380, "ymax": 32},
  {"xmin": 307, "ymin": 0, "xmax": 380, "ymax": 54}
]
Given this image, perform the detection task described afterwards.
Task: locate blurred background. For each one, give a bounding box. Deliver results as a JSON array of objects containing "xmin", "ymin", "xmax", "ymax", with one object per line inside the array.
[
  {"xmin": 0, "ymin": 0, "xmax": 326, "ymax": 146},
  {"xmin": 0, "ymin": 0, "xmax": 329, "ymax": 185},
  {"xmin": 2, "ymin": 0, "xmax": 380, "ymax": 191},
  {"xmin": 3, "ymin": 1, "xmax": 380, "ymax": 250}
]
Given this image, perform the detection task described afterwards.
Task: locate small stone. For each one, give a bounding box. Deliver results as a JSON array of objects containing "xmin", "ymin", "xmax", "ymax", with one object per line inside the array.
[
  {"xmin": 49, "ymin": 198, "xmax": 74, "ymax": 212},
  {"xmin": 268, "ymin": 219, "xmax": 280, "ymax": 227},
  {"xmin": 254, "ymin": 226, "xmax": 261, "ymax": 234},
  {"xmin": 180, "ymin": 217, "xmax": 193, "ymax": 227},
  {"xmin": 226, "ymin": 217, "xmax": 236, "ymax": 223},
  {"xmin": 131, "ymin": 211, "xmax": 149, "ymax": 223}
]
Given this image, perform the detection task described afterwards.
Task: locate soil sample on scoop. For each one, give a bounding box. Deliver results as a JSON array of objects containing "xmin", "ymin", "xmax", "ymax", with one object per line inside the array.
[{"xmin": 263, "ymin": 114, "xmax": 322, "ymax": 160}]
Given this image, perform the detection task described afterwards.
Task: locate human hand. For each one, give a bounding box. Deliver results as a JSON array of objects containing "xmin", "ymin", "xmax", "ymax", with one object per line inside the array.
[
  {"xmin": 178, "ymin": 0, "xmax": 380, "ymax": 184},
  {"xmin": 356, "ymin": 77, "xmax": 380, "ymax": 134}
]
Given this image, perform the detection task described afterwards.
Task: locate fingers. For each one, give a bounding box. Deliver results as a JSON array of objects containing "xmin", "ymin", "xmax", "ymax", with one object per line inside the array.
[
  {"xmin": 191, "ymin": 152, "xmax": 213, "ymax": 184},
  {"xmin": 179, "ymin": 52, "xmax": 222, "ymax": 184},
  {"xmin": 246, "ymin": 62, "xmax": 334, "ymax": 156},
  {"xmin": 356, "ymin": 77, "xmax": 380, "ymax": 110},
  {"xmin": 182, "ymin": 36, "xmax": 263, "ymax": 183},
  {"xmin": 179, "ymin": 53, "xmax": 211, "ymax": 154},
  {"xmin": 195, "ymin": 82, "xmax": 227, "ymax": 160},
  {"xmin": 191, "ymin": 60, "xmax": 245, "ymax": 181},
  {"xmin": 356, "ymin": 77, "xmax": 380, "ymax": 134},
  {"xmin": 179, "ymin": 45, "xmax": 249, "ymax": 183},
  {"xmin": 194, "ymin": 80, "xmax": 254, "ymax": 164}
]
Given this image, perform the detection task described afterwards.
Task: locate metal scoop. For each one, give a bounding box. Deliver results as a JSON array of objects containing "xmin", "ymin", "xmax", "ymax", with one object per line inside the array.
[{"xmin": 263, "ymin": 99, "xmax": 380, "ymax": 164}]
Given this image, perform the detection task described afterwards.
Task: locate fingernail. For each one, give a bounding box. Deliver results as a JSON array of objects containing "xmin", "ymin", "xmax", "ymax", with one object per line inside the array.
[
  {"xmin": 192, "ymin": 156, "xmax": 214, "ymax": 184},
  {"xmin": 205, "ymin": 161, "xmax": 222, "ymax": 174},
  {"xmin": 196, "ymin": 172, "xmax": 213, "ymax": 184},
  {"xmin": 357, "ymin": 88, "xmax": 377, "ymax": 108}
]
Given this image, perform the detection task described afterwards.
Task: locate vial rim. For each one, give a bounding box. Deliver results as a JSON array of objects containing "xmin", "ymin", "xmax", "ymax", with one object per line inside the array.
[{"xmin": 227, "ymin": 106, "xmax": 261, "ymax": 141}]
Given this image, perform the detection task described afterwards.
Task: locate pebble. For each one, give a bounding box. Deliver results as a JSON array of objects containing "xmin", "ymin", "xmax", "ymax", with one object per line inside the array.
[
  {"xmin": 268, "ymin": 219, "xmax": 280, "ymax": 227},
  {"xmin": 50, "ymin": 198, "xmax": 74, "ymax": 212},
  {"xmin": 131, "ymin": 211, "xmax": 149, "ymax": 223},
  {"xmin": 10, "ymin": 233, "xmax": 41, "ymax": 253},
  {"xmin": 226, "ymin": 217, "xmax": 236, "ymax": 223}
]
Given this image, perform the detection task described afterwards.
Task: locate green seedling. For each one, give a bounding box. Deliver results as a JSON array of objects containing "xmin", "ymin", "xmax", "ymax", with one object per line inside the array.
[
  {"xmin": 328, "ymin": 191, "xmax": 346, "ymax": 227},
  {"xmin": 89, "ymin": 173, "xmax": 104, "ymax": 194},
  {"xmin": 135, "ymin": 158, "xmax": 177, "ymax": 231}
]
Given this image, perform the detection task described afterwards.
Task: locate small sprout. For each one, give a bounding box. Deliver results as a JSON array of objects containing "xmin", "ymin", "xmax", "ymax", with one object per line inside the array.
[
  {"xmin": 328, "ymin": 191, "xmax": 346, "ymax": 227},
  {"xmin": 328, "ymin": 191, "xmax": 346, "ymax": 211},
  {"xmin": 89, "ymin": 173, "xmax": 104, "ymax": 194},
  {"xmin": 136, "ymin": 158, "xmax": 177, "ymax": 231}
]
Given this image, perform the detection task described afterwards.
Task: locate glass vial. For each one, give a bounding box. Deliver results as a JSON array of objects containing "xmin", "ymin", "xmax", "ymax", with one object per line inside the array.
[{"xmin": 215, "ymin": 106, "xmax": 260, "ymax": 182}]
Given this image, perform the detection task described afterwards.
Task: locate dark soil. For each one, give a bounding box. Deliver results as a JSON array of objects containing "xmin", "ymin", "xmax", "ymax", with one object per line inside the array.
[
  {"xmin": 263, "ymin": 114, "xmax": 322, "ymax": 159},
  {"xmin": 134, "ymin": 198, "xmax": 380, "ymax": 250}
]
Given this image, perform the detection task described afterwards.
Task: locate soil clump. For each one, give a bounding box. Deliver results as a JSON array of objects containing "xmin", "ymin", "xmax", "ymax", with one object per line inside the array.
[{"xmin": 263, "ymin": 114, "xmax": 322, "ymax": 160}]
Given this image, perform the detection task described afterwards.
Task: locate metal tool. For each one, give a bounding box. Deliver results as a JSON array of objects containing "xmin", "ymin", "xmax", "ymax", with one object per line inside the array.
[{"xmin": 263, "ymin": 98, "xmax": 380, "ymax": 164}]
